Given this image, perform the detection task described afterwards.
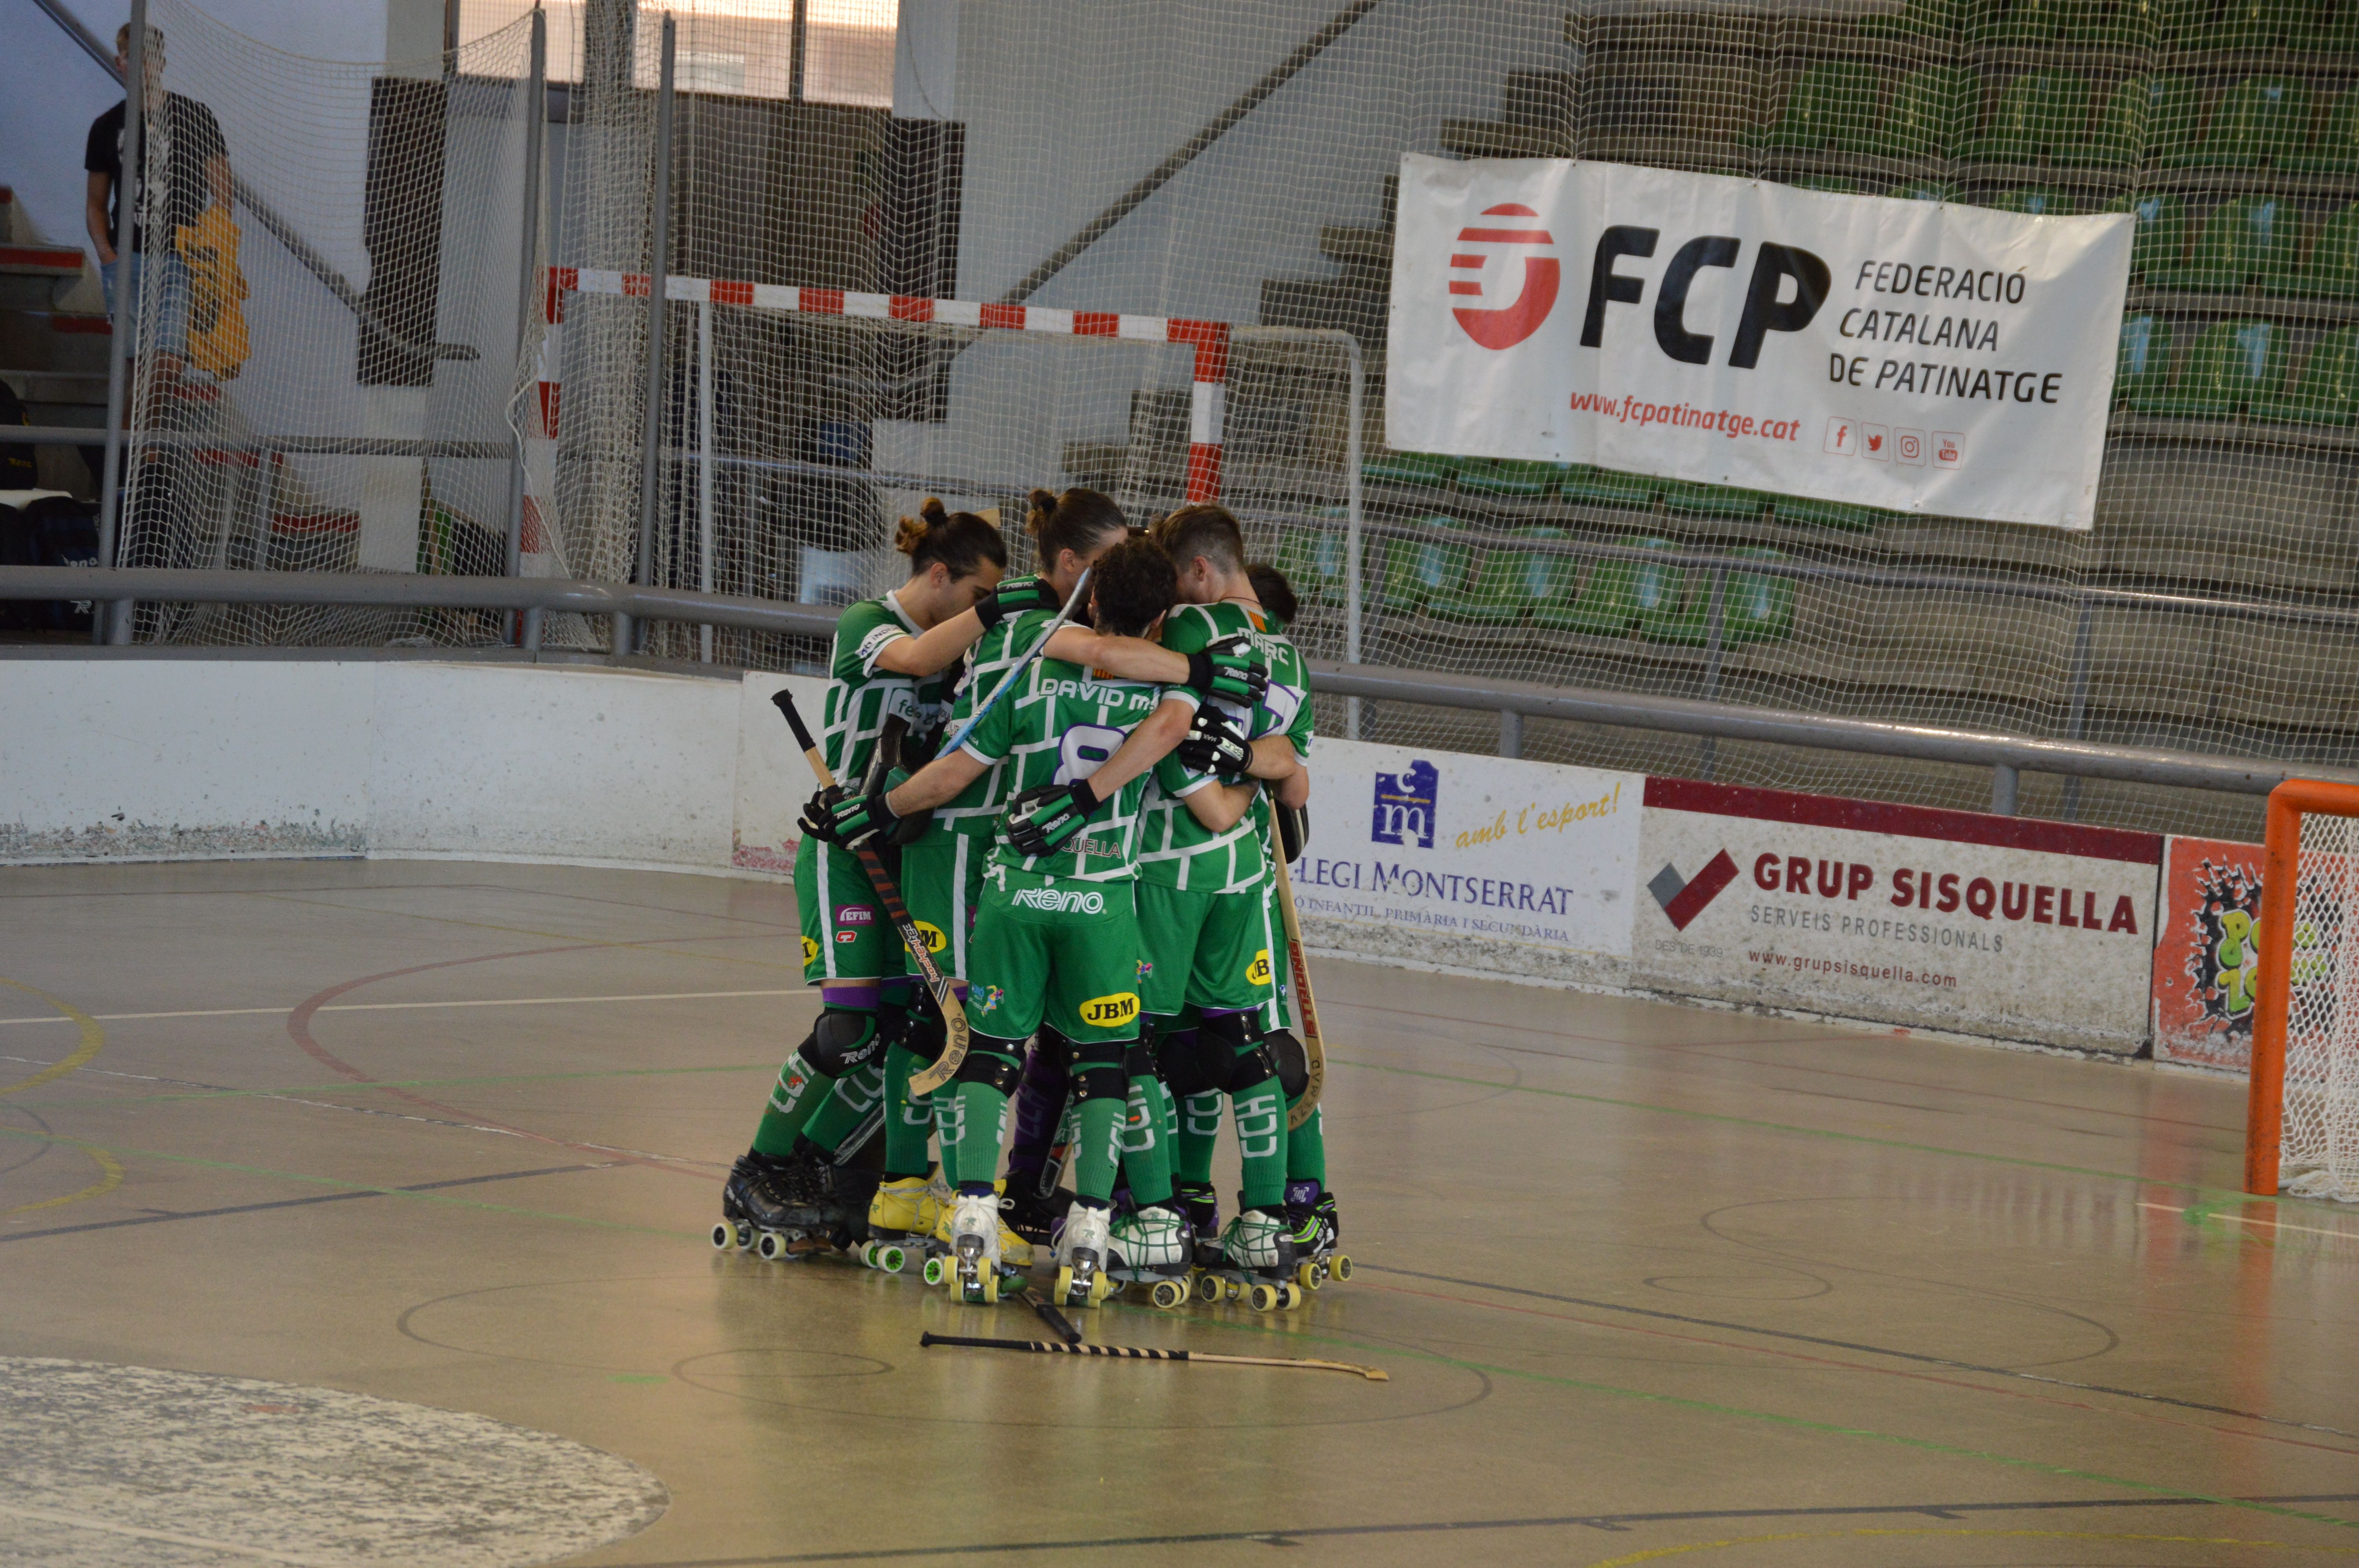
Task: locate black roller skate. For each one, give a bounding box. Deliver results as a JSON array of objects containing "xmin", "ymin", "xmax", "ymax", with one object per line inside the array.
[
  {"xmin": 1175, "ymin": 1179, "xmax": 1223, "ymax": 1269},
  {"xmin": 1284, "ymin": 1181, "xmax": 1352, "ymax": 1290},
  {"xmin": 729, "ymin": 1143, "xmax": 838, "ymax": 1261},
  {"xmin": 1194, "ymin": 1199, "xmax": 1303, "ymax": 1312},
  {"xmin": 1000, "ymin": 1176, "xmax": 1071, "ymax": 1250}
]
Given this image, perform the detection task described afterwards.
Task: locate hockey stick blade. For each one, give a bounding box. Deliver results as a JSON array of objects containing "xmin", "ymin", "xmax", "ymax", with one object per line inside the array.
[
  {"xmin": 918, "ymin": 1332, "xmax": 1385, "ymax": 1380},
  {"xmin": 769, "ymin": 687, "xmax": 972, "ymax": 1093},
  {"xmin": 1270, "ymin": 846, "xmax": 1325, "ymax": 1130}
]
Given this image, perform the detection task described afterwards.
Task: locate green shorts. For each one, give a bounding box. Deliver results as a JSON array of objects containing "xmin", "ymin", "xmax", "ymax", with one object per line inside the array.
[
  {"xmin": 795, "ymin": 838, "xmax": 905, "ymax": 985},
  {"xmin": 965, "ymin": 868, "xmax": 1144, "ymax": 1046},
  {"xmin": 1136, "ymin": 879, "xmax": 1276, "ymax": 1019},
  {"xmin": 901, "ymin": 828, "xmax": 988, "ymax": 982}
]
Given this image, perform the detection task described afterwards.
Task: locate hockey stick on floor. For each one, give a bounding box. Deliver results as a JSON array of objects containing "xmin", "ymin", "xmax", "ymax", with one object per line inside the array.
[
  {"xmin": 919, "ymin": 1332, "xmax": 1386, "ymax": 1380},
  {"xmin": 1008, "ymin": 1284, "xmax": 1084, "ymax": 1345},
  {"xmin": 1269, "ymin": 827, "xmax": 1326, "ymax": 1131},
  {"xmin": 771, "ymin": 688, "xmax": 972, "ymax": 1094}
]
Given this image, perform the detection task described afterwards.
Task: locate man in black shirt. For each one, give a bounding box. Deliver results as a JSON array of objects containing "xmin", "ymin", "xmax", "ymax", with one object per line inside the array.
[{"xmin": 83, "ymin": 24, "xmax": 230, "ymax": 376}]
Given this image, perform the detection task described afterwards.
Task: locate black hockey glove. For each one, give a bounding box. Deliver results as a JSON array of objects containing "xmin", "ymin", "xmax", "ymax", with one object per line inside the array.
[
  {"xmin": 1275, "ymin": 800, "xmax": 1309, "ymax": 863},
  {"xmin": 798, "ymin": 785, "xmax": 848, "ymax": 845},
  {"xmin": 823, "ymin": 787, "xmax": 902, "ymax": 848},
  {"xmin": 1176, "ymin": 704, "xmax": 1253, "ymax": 779},
  {"xmin": 1004, "ymin": 779, "xmax": 1100, "ymax": 858},
  {"xmin": 1184, "ymin": 633, "xmax": 1268, "ymax": 707},
  {"xmin": 974, "ymin": 576, "xmax": 1060, "ymax": 631}
]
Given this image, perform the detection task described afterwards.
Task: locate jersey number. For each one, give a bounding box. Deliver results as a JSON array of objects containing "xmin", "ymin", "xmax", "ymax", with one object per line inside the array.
[{"xmin": 1057, "ymin": 724, "xmax": 1127, "ymax": 785}]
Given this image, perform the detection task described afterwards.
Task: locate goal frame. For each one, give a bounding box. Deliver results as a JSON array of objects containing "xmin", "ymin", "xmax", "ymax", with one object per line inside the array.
[{"xmin": 2244, "ymin": 777, "xmax": 2359, "ymax": 1195}]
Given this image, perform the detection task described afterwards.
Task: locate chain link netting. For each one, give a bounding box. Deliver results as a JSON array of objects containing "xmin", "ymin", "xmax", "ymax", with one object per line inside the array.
[{"xmin": 2285, "ymin": 808, "xmax": 2359, "ymax": 1199}]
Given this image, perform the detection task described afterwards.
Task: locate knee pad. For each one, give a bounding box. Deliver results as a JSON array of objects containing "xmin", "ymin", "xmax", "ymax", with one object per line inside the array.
[
  {"xmin": 1267, "ymin": 1028, "xmax": 1309, "ymax": 1100},
  {"xmin": 1073, "ymin": 1062, "xmax": 1129, "ymax": 1105},
  {"xmin": 954, "ymin": 1046, "xmax": 1023, "ymax": 1097},
  {"xmin": 805, "ymin": 1007, "xmax": 880, "ymax": 1076},
  {"xmin": 1123, "ymin": 1039, "xmax": 1156, "ymax": 1079},
  {"xmin": 1154, "ymin": 1029, "xmax": 1227, "ymax": 1098},
  {"xmin": 893, "ymin": 1002, "xmax": 949, "ymax": 1066},
  {"xmin": 1202, "ymin": 1009, "xmax": 1276, "ymax": 1092}
]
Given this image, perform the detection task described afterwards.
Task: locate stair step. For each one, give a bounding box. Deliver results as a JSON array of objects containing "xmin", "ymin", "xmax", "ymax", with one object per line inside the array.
[
  {"xmin": 1319, "ymin": 225, "xmax": 1390, "ymax": 269},
  {"xmin": 0, "ymin": 311, "xmax": 113, "ymax": 374},
  {"xmin": 1259, "ymin": 278, "xmax": 1386, "ymax": 340},
  {"xmin": 2, "ymin": 369, "xmax": 109, "ymax": 405},
  {"xmin": 1439, "ymin": 119, "xmax": 1574, "ymax": 160},
  {"xmin": 1502, "ymin": 69, "xmax": 1576, "ymax": 131},
  {"xmin": 0, "ymin": 246, "xmax": 88, "ymax": 277}
]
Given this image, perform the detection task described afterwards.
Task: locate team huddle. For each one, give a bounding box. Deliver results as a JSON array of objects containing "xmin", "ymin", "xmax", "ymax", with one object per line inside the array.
[{"xmin": 713, "ymin": 488, "xmax": 1342, "ymax": 1312}]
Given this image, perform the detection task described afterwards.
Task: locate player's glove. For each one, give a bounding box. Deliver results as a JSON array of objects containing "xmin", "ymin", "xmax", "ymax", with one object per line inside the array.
[
  {"xmin": 1004, "ymin": 779, "xmax": 1100, "ymax": 859},
  {"xmin": 1184, "ymin": 633, "xmax": 1268, "ymax": 707},
  {"xmin": 823, "ymin": 786, "xmax": 902, "ymax": 848},
  {"xmin": 798, "ymin": 785, "xmax": 848, "ymax": 845},
  {"xmin": 974, "ymin": 576, "xmax": 1061, "ymax": 631},
  {"xmin": 1176, "ymin": 704, "xmax": 1253, "ymax": 779}
]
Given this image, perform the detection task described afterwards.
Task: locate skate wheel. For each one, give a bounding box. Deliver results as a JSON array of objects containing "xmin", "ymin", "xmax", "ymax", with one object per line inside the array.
[
  {"xmin": 711, "ymin": 1221, "xmax": 735, "ymax": 1251},
  {"xmin": 922, "ymin": 1255, "xmax": 947, "ymax": 1287},
  {"xmin": 1297, "ymin": 1261, "xmax": 1322, "ymax": 1291},
  {"xmin": 1247, "ymin": 1283, "xmax": 1280, "ymax": 1313},
  {"xmin": 980, "ymin": 1269, "xmax": 1000, "ymax": 1305},
  {"xmin": 1193, "ymin": 1271, "xmax": 1223, "ymax": 1305},
  {"xmin": 754, "ymin": 1230, "xmax": 785, "ymax": 1262},
  {"xmin": 1281, "ymin": 1283, "xmax": 1303, "ymax": 1310},
  {"xmin": 1332, "ymin": 1254, "xmax": 1353, "ymax": 1283},
  {"xmin": 1149, "ymin": 1279, "xmax": 1187, "ymax": 1310},
  {"xmin": 863, "ymin": 1241, "xmax": 906, "ymax": 1274}
]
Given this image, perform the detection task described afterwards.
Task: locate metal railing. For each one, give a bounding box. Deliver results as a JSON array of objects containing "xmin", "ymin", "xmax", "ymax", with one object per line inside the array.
[{"xmin": 7, "ymin": 564, "xmax": 2355, "ymax": 813}]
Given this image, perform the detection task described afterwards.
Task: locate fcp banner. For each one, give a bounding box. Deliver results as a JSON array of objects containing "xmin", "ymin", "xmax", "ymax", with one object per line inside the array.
[{"xmin": 1387, "ymin": 155, "xmax": 2133, "ymax": 530}]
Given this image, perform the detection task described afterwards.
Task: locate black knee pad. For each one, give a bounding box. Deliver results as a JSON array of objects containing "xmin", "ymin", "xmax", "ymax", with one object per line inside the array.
[
  {"xmin": 1073, "ymin": 1062, "xmax": 1129, "ymax": 1105},
  {"xmin": 893, "ymin": 1001, "xmax": 949, "ymax": 1066},
  {"xmin": 1154, "ymin": 1029, "xmax": 1227, "ymax": 1098},
  {"xmin": 1267, "ymin": 1028, "xmax": 1309, "ymax": 1100},
  {"xmin": 1123, "ymin": 1039, "xmax": 1156, "ymax": 1079},
  {"xmin": 805, "ymin": 1007, "xmax": 881, "ymax": 1076},
  {"xmin": 954, "ymin": 1046, "xmax": 1023, "ymax": 1097},
  {"xmin": 1202, "ymin": 1009, "xmax": 1276, "ymax": 1092}
]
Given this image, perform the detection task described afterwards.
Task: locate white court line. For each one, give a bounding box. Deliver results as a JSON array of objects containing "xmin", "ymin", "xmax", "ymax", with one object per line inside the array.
[
  {"xmin": 0, "ymin": 988, "xmax": 805, "ymax": 1027},
  {"xmin": 2140, "ymin": 1199, "xmax": 2359, "ymax": 1244},
  {"xmin": 0, "ymin": 1501, "xmax": 335, "ymax": 1565}
]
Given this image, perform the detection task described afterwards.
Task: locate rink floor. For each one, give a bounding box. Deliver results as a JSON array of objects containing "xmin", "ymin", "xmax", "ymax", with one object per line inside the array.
[{"xmin": 3, "ymin": 858, "xmax": 2357, "ymax": 1568}]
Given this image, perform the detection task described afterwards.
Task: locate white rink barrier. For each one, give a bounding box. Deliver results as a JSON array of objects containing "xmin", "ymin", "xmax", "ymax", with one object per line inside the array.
[{"xmin": 0, "ymin": 661, "xmax": 2162, "ymax": 1051}]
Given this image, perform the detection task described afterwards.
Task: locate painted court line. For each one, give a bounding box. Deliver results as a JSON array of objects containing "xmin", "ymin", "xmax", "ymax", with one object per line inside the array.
[
  {"xmin": 0, "ymin": 987, "xmax": 805, "ymax": 1027},
  {"xmin": 2140, "ymin": 1200, "xmax": 2359, "ymax": 1245}
]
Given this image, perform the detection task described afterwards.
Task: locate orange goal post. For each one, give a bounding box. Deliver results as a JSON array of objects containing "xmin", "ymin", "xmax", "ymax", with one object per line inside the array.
[{"xmin": 2246, "ymin": 779, "xmax": 2359, "ymax": 1201}]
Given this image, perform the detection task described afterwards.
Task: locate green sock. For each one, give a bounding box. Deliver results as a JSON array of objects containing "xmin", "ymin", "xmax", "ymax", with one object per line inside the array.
[
  {"xmin": 881, "ymin": 1044, "xmax": 933, "ymax": 1179},
  {"xmin": 1070, "ymin": 1091, "xmax": 1128, "ymax": 1205},
  {"xmin": 1232, "ymin": 1076, "xmax": 1289, "ymax": 1211},
  {"xmin": 1286, "ymin": 1098, "xmax": 1326, "ymax": 1186},
  {"xmin": 944, "ymin": 1039, "xmax": 1021, "ymax": 1188},
  {"xmin": 1120, "ymin": 1073, "xmax": 1174, "ymax": 1208},
  {"xmin": 801, "ymin": 1060, "xmax": 883, "ymax": 1152},
  {"xmin": 1178, "ymin": 1091, "xmax": 1221, "ymax": 1185},
  {"xmin": 751, "ymin": 1051, "xmax": 831, "ymax": 1157}
]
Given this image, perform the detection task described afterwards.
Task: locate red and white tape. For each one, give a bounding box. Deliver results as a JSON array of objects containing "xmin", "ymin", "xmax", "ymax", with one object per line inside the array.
[{"xmin": 533, "ymin": 266, "xmax": 1229, "ymax": 503}]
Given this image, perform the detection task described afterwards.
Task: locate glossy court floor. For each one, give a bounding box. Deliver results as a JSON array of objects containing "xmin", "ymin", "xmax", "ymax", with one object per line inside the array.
[{"xmin": 4, "ymin": 859, "xmax": 2357, "ymax": 1568}]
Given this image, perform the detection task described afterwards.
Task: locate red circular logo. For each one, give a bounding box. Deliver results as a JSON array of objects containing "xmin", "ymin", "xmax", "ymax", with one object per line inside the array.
[{"xmin": 1450, "ymin": 203, "xmax": 1560, "ymax": 350}]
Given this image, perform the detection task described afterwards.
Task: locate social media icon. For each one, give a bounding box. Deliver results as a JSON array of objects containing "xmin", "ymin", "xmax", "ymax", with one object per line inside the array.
[
  {"xmin": 1932, "ymin": 431, "xmax": 1964, "ymax": 468},
  {"xmin": 1896, "ymin": 428, "xmax": 1926, "ymax": 466},
  {"xmin": 1824, "ymin": 417, "xmax": 1857, "ymax": 456},
  {"xmin": 1862, "ymin": 423, "xmax": 1890, "ymax": 461}
]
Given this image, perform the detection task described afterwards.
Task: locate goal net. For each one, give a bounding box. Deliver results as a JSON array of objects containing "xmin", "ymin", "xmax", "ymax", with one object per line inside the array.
[{"xmin": 2249, "ymin": 780, "xmax": 2359, "ymax": 1203}]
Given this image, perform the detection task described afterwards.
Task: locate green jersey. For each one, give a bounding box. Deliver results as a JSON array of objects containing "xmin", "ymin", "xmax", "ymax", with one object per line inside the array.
[
  {"xmin": 963, "ymin": 650, "xmax": 1171, "ymax": 884},
  {"xmin": 934, "ymin": 587, "xmax": 1052, "ymax": 837},
  {"xmin": 821, "ymin": 591, "xmax": 952, "ymax": 785},
  {"xmin": 1138, "ymin": 601, "xmax": 1315, "ymax": 893}
]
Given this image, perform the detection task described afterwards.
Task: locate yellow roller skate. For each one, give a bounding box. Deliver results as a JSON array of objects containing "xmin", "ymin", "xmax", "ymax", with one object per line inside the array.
[{"xmin": 858, "ymin": 1176, "xmax": 945, "ymax": 1274}]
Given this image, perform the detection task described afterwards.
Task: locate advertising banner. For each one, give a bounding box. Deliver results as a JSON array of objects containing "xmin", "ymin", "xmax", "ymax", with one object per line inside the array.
[
  {"xmin": 2151, "ymin": 835, "xmax": 2267, "ymax": 1071},
  {"xmin": 1288, "ymin": 738, "xmax": 1643, "ymax": 987},
  {"xmin": 1388, "ymin": 154, "xmax": 2132, "ymax": 529},
  {"xmin": 1633, "ymin": 778, "xmax": 2161, "ymax": 1051}
]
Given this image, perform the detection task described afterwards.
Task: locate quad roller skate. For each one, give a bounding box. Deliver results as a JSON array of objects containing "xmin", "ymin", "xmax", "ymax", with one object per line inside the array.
[
  {"xmin": 1000, "ymin": 1175, "xmax": 1072, "ymax": 1250},
  {"xmin": 710, "ymin": 1148, "xmax": 836, "ymax": 1261},
  {"xmin": 1285, "ymin": 1183, "xmax": 1353, "ymax": 1291},
  {"xmin": 1175, "ymin": 1180, "xmax": 1223, "ymax": 1270},
  {"xmin": 1052, "ymin": 1200, "xmax": 1116, "ymax": 1309},
  {"xmin": 857, "ymin": 1175, "xmax": 945, "ymax": 1274},
  {"xmin": 929, "ymin": 1188, "xmax": 1017, "ymax": 1303},
  {"xmin": 1107, "ymin": 1202, "xmax": 1194, "ymax": 1309},
  {"xmin": 1194, "ymin": 1201, "xmax": 1303, "ymax": 1312}
]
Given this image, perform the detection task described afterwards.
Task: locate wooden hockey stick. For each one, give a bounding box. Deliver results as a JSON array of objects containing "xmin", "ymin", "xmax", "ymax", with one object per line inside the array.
[
  {"xmin": 919, "ymin": 1331, "xmax": 1386, "ymax": 1380},
  {"xmin": 1269, "ymin": 839, "xmax": 1326, "ymax": 1131},
  {"xmin": 771, "ymin": 688, "xmax": 972, "ymax": 1094}
]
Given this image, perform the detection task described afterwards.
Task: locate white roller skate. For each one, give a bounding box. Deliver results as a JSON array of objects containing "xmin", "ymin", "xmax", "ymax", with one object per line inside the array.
[
  {"xmin": 1109, "ymin": 1203, "xmax": 1193, "ymax": 1309},
  {"xmin": 930, "ymin": 1188, "xmax": 1006, "ymax": 1303},
  {"xmin": 1195, "ymin": 1202, "xmax": 1303, "ymax": 1312},
  {"xmin": 1053, "ymin": 1200, "xmax": 1115, "ymax": 1308}
]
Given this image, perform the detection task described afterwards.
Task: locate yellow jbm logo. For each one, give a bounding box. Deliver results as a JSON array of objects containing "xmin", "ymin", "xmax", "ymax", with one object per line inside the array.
[
  {"xmin": 1079, "ymin": 991, "xmax": 1141, "ymax": 1027},
  {"xmin": 914, "ymin": 920, "xmax": 949, "ymax": 954},
  {"xmin": 1246, "ymin": 949, "xmax": 1272, "ymax": 986},
  {"xmin": 800, "ymin": 936, "xmax": 820, "ymax": 965}
]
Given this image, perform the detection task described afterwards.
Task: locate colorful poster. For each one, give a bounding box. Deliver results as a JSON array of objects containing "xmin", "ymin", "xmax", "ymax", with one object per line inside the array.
[{"xmin": 2151, "ymin": 835, "xmax": 2266, "ymax": 1071}]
